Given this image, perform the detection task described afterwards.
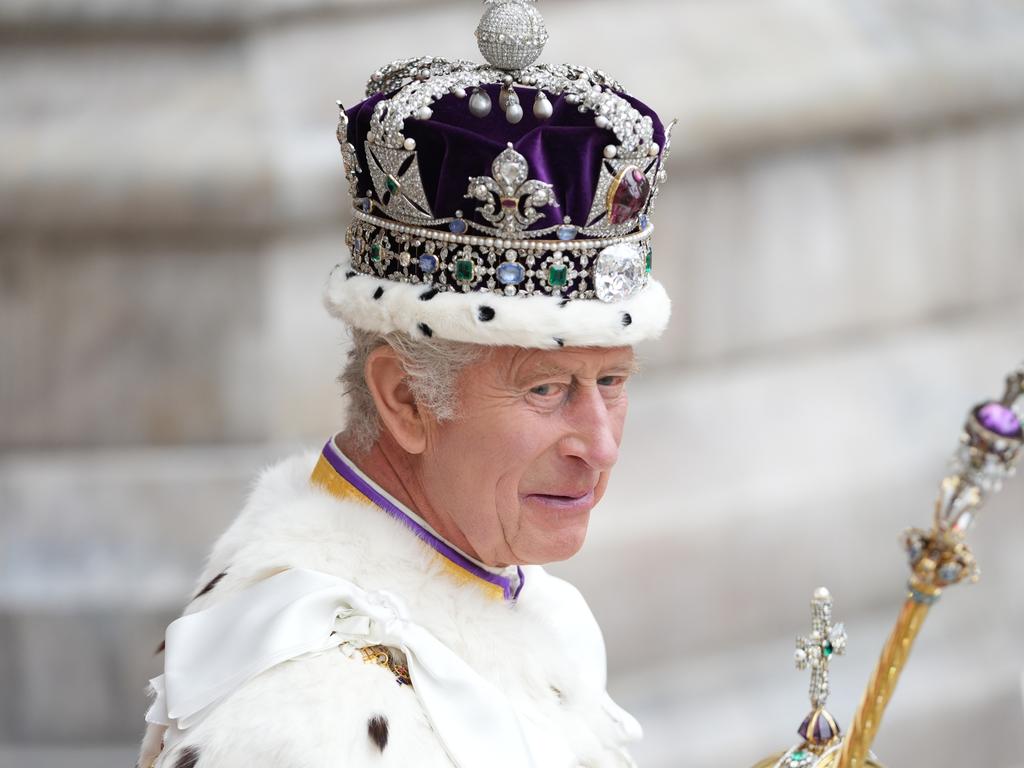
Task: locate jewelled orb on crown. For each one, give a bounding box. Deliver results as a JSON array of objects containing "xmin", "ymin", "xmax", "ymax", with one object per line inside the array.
[{"xmin": 326, "ymin": 0, "xmax": 675, "ymax": 349}]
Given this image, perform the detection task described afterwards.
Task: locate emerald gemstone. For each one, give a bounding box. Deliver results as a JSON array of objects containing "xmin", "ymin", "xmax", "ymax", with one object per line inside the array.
[
  {"xmin": 645, "ymin": 246, "xmax": 653, "ymax": 273},
  {"xmin": 385, "ymin": 175, "xmax": 401, "ymax": 194},
  {"xmin": 548, "ymin": 264, "xmax": 568, "ymax": 287},
  {"xmin": 455, "ymin": 258, "xmax": 475, "ymax": 282},
  {"xmin": 370, "ymin": 243, "xmax": 382, "ymax": 262},
  {"xmin": 823, "ymin": 641, "xmax": 833, "ymax": 658}
]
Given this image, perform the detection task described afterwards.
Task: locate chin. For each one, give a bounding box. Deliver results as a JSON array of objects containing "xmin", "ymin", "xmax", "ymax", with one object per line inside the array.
[{"xmin": 523, "ymin": 523, "xmax": 590, "ymax": 564}]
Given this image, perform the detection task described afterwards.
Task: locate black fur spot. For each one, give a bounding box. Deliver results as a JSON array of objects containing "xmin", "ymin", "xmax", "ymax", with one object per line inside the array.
[
  {"xmin": 419, "ymin": 289, "xmax": 439, "ymax": 301},
  {"xmin": 478, "ymin": 306, "xmax": 495, "ymax": 322},
  {"xmin": 155, "ymin": 640, "xmax": 165, "ymax": 655},
  {"xmin": 345, "ymin": 271, "xmax": 356, "ymax": 280},
  {"xmin": 621, "ymin": 312, "xmax": 632, "ymax": 327},
  {"xmin": 553, "ymin": 337, "xmax": 565, "ymax": 347},
  {"xmin": 193, "ymin": 571, "xmax": 227, "ymax": 601},
  {"xmin": 418, "ymin": 323, "xmax": 434, "ymax": 338},
  {"xmin": 558, "ymin": 298, "xmax": 570, "ymax": 308},
  {"xmin": 368, "ymin": 714, "xmax": 389, "ymax": 752},
  {"xmin": 373, "ymin": 286, "xmax": 384, "ymax": 300},
  {"xmin": 173, "ymin": 746, "xmax": 200, "ymax": 768}
]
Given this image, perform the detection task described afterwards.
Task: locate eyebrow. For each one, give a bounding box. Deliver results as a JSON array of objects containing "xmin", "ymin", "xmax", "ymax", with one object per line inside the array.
[{"xmin": 522, "ymin": 357, "xmax": 640, "ymax": 383}]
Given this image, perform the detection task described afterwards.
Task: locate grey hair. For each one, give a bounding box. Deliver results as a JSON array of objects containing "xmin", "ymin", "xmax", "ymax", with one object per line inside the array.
[{"xmin": 339, "ymin": 327, "xmax": 486, "ymax": 454}]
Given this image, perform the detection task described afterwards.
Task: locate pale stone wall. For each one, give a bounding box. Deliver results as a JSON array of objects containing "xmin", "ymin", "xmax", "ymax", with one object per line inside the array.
[{"xmin": 2, "ymin": 0, "xmax": 1023, "ymax": 765}]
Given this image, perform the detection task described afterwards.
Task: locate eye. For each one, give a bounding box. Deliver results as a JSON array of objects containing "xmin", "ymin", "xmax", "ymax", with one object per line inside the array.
[
  {"xmin": 597, "ymin": 375, "xmax": 627, "ymax": 387},
  {"xmin": 530, "ymin": 383, "xmax": 559, "ymax": 397}
]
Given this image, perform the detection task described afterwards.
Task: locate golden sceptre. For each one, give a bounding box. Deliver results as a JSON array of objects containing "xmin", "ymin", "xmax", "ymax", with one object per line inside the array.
[{"xmin": 753, "ymin": 364, "xmax": 1024, "ymax": 768}]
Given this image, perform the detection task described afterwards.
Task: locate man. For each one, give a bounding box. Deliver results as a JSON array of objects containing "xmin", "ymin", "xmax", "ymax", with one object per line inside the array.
[{"xmin": 140, "ymin": 2, "xmax": 673, "ymax": 765}]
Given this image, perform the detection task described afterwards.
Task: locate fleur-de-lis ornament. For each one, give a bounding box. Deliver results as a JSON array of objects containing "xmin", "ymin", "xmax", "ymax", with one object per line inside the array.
[{"xmin": 465, "ymin": 144, "xmax": 557, "ymax": 235}]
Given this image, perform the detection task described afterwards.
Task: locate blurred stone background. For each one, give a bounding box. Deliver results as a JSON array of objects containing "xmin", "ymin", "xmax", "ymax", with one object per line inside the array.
[{"xmin": 1, "ymin": 0, "xmax": 1023, "ymax": 765}]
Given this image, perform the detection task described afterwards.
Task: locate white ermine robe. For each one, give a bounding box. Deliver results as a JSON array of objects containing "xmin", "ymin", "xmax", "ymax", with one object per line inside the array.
[{"xmin": 139, "ymin": 439, "xmax": 641, "ymax": 767}]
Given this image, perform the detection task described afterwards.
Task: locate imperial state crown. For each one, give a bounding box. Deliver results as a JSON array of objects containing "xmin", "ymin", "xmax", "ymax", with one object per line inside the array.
[{"xmin": 326, "ymin": 0, "xmax": 673, "ymax": 349}]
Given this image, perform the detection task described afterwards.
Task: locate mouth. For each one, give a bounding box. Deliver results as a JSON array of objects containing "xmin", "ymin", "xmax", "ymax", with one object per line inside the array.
[{"xmin": 522, "ymin": 488, "xmax": 596, "ymax": 512}]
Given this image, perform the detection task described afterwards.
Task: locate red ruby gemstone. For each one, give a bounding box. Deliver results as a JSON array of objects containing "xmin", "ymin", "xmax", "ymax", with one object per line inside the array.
[
  {"xmin": 608, "ymin": 166, "xmax": 650, "ymax": 225},
  {"xmin": 501, "ymin": 197, "xmax": 518, "ymax": 209}
]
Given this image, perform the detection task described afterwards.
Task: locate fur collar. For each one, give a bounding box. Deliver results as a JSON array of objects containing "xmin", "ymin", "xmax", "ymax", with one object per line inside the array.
[{"xmin": 148, "ymin": 450, "xmax": 639, "ymax": 768}]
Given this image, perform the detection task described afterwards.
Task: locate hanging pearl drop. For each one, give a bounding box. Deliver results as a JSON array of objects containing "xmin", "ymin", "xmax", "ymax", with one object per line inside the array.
[
  {"xmin": 506, "ymin": 102, "xmax": 524, "ymax": 124},
  {"xmin": 403, "ymin": 137, "xmax": 417, "ymax": 151},
  {"xmin": 533, "ymin": 91, "xmax": 553, "ymax": 119},
  {"xmin": 469, "ymin": 88, "xmax": 492, "ymax": 118}
]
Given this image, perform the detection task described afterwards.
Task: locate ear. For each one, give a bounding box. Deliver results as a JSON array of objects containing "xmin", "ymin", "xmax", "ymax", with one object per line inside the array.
[{"xmin": 364, "ymin": 345, "xmax": 427, "ymax": 454}]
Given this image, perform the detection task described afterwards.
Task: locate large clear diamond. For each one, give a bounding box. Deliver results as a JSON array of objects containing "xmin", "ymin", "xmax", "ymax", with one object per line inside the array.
[{"xmin": 594, "ymin": 244, "xmax": 645, "ymax": 302}]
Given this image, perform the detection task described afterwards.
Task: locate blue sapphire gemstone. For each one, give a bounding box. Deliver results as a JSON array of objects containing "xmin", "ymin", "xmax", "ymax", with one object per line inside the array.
[
  {"xmin": 639, "ymin": 213, "xmax": 650, "ymax": 230},
  {"xmin": 419, "ymin": 254, "xmax": 439, "ymax": 274},
  {"xmin": 356, "ymin": 197, "xmax": 371, "ymax": 213},
  {"xmin": 497, "ymin": 262, "xmax": 526, "ymax": 285},
  {"xmin": 448, "ymin": 218, "xmax": 468, "ymax": 235},
  {"xmin": 353, "ymin": 238, "xmax": 364, "ymax": 252},
  {"xmin": 556, "ymin": 225, "xmax": 577, "ymax": 241}
]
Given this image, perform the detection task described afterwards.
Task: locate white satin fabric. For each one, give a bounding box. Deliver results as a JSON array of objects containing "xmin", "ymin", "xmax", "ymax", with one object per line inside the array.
[{"xmin": 146, "ymin": 568, "xmax": 548, "ymax": 767}]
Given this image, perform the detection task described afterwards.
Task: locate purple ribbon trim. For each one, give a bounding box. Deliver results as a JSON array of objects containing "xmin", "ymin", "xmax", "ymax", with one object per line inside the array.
[{"xmin": 321, "ymin": 440, "xmax": 523, "ymax": 601}]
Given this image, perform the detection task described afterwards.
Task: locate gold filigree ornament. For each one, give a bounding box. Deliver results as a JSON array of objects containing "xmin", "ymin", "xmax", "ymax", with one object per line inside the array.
[{"xmin": 359, "ymin": 644, "xmax": 413, "ymax": 687}]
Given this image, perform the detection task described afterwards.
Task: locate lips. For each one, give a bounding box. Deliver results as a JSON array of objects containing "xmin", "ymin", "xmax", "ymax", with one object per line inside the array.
[{"xmin": 522, "ymin": 488, "xmax": 596, "ymax": 512}]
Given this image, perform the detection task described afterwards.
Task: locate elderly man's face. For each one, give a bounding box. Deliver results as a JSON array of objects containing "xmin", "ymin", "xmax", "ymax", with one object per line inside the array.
[{"xmin": 418, "ymin": 345, "xmax": 635, "ymax": 566}]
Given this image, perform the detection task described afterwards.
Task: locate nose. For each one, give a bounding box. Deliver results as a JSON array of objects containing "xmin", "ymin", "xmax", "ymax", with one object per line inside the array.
[{"xmin": 558, "ymin": 385, "xmax": 622, "ymax": 472}]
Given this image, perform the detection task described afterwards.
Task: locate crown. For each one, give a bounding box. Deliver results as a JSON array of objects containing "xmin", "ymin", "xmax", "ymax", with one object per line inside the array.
[{"xmin": 326, "ymin": 0, "xmax": 674, "ymax": 348}]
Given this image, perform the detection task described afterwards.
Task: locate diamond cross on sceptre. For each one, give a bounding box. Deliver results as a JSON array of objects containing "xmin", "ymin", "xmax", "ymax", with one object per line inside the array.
[{"xmin": 790, "ymin": 587, "xmax": 848, "ymax": 751}]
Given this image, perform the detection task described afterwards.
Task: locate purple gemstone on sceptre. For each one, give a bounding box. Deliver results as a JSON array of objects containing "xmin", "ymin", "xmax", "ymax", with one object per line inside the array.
[
  {"xmin": 977, "ymin": 402, "xmax": 1022, "ymax": 437},
  {"xmin": 813, "ymin": 716, "xmax": 835, "ymax": 743},
  {"xmin": 798, "ymin": 710, "xmax": 838, "ymax": 744}
]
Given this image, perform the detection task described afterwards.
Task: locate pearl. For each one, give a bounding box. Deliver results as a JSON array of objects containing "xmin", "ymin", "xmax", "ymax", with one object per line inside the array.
[
  {"xmin": 595, "ymin": 115, "xmax": 610, "ymax": 129},
  {"xmin": 469, "ymin": 88, "xmax": 492, "ymax": 118},
  {"xmin": 453, "ymin": 87, "xmax": 467, "ymax": 99},
  {"xmin": 533, "ymin": 92, "xmax": 553, "ymax": 119},
  {"xmin": 648, "ymin": 143, "xmax": 660, "ymax": 156},
  {"xmin": 505, "ymin": 103, "xmax": 524, "ymax": 124},
  {"xmin": 415, "ymin": 106, "xmax": 432, "ymax": 120},
  {"xmin": 603, "ymin": 145, "xmax": 617, "ymax": 159},
  {"xmin": 403, "ymin": 137, "xmax": 416, "ymax": 151}
]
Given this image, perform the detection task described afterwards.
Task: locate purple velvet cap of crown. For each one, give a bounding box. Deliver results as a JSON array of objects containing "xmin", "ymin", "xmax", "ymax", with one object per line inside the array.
[{"xmin": 345, "ymin": 83, "xmax": 666, "ymax": 232}]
